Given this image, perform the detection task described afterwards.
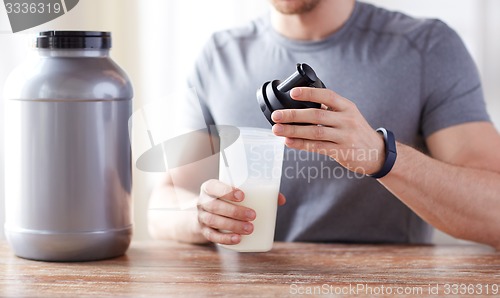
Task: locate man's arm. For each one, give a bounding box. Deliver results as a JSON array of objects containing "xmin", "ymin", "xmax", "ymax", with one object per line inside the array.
[
  {"xmin": 150, "ymin": 171, "xmax": 284, "ymax": 244},
  {"xmin": 379, "ymin": 122, "xmax": 500, "ymax": 248},
  {"xmin": 148, "ymin": 130, "xmax": 219, "ymax": 244},
  {"xmin": 148, "ymin": 173, "xmax": 207, "ymax": 243},
  {"xmin": 148, "ymin": 131, "xmax": 283, "ymax": 245},
  {"xmin": 272, "ymin": 87, "xmax": 500, "ymax": 248}
]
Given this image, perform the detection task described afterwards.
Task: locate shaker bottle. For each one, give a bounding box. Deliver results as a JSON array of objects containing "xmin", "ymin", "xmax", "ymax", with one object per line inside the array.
[
  {"xmin": 257, "ymin": 63, "xmax": 325, "ymax": 125},
  {"xmin": 218, "ymin": 127, "xmax": 284, "ymax": 252},
  {"xmin": 3, "ymin": 31, "xmax": 133, "ymax": 261}
]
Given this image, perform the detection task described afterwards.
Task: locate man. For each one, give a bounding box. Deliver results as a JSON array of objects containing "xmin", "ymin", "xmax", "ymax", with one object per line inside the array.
[{"xmin": 149, "ymin": 0, "xmax": 500, "ymax": 248}]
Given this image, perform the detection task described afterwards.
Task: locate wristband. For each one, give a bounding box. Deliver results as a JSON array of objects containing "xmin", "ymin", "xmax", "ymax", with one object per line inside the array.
[{"xmin": 370, "ymin": 128, "xmax": 397, "ymax": 179}]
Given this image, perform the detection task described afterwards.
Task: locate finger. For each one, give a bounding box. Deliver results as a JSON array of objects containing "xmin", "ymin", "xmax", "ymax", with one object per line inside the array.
[
  {"xmin": 200, "ymin": 198, "xmax": 256, "ymax": 221},
  {"xmin": 200, "ymin": 226, "xmax": 241, "ymax": 245},
  {"xmin": 198, "ymin": 210, "xmax": 254, "ymax": 235},
  {"xmin": 273, "ymin": 123, "xmax": 345, "ymax": 143},
  {"xmin": 290, "ymin": 87, "xmax": 353, "ymax": 111},
  {"xmin": 271, "ymin": 108, "xmax": 340, "ymax": 126},
  {"xmin": 201, "ymin": 179, "xmax": 244, "ymax": 202},
  {"xmin": 278, "ymin": 193, "xmax": 286, "ymax": 206}
]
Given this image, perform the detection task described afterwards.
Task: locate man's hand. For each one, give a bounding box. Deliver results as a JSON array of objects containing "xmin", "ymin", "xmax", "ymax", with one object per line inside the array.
[
  {"xmin": 271, "ymin": 87, "xmax": 385, "ymax": 175},
  {"xmin": 197, "ymin": 179, "xmax": 286, "ymax": 245}
]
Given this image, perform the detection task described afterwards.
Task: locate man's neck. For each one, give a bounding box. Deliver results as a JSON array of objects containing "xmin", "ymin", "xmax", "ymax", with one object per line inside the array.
[{"xmin": 270, "ymin": 0, "xmax": 356, "ymax": 41}]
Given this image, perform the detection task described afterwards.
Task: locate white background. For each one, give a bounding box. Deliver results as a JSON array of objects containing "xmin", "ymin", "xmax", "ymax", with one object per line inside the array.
[{"xmin": 0, "ymin": 0, "xmax": 499, "ymax": 244}]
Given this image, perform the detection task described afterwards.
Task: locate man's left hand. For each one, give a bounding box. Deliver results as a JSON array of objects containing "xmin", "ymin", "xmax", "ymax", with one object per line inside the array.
[{"xmin": 271, "ymin": 87, "xmax": 385, "ymax": 175}]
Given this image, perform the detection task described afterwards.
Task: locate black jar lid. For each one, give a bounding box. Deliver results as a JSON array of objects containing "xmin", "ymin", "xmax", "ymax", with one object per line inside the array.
[{"xmin": 36, "ymin": 31, "xmax": 111, "ymax": 49}]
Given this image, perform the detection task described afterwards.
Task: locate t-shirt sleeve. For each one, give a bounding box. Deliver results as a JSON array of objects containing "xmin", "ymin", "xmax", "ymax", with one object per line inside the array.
[
  {"xmin": 420, "ymin": 20, "xmax": 490, "ymax": 138},
  {"xmin": 180, "ymin": 37, "xmax": 216, "ymax": 132}
]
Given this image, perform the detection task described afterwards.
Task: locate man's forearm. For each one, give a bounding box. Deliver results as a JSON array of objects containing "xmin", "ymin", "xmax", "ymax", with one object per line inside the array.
[
  {"xmin": 148, "ymin": 184, "xmax": 208, "ymax": 244},
  {"xmin": 379, "ymin": 143, "xmax": 500, "ymax": 248}
]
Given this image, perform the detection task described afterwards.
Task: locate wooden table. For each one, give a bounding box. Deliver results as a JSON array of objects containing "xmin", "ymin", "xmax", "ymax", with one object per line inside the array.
[{"xmin": 0, "ymin": 241, "xmax": 499, "ymax": 297}]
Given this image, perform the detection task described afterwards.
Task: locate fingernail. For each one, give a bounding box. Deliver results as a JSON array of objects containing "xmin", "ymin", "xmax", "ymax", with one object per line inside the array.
[
  {"xmin": 272, "ymin": 111, "xmax": 282, "ymax": 121},
  {"xmin": 234, "ymin": 190, "xmax": 244, "ymax": 201},
  {"xmin": 291, "ymin": 88, "xmax": 302, "ymax": 97},
  {"xmin": 273, "ymin": 124, "xmax": 284, "ymax": 134},
  {"xmin": 231, "ymin": 235, "xmax": 240, "ymax": 243},
  {"xmin": 243, "ymin": 224, "xmax": 252, "ymax": 232},
  {"xmin": 286, "ymin": 138, "xmax": 295, "ymax": 145},
  {"xmin": 245, "ymin": 210, "xmax": 256, "ymax": 220}
]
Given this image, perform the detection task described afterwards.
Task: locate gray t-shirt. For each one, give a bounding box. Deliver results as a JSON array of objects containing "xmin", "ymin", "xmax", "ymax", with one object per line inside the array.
[{"xmin": 184, "ymin": 1, "xmax": 490, "ymax": 243}]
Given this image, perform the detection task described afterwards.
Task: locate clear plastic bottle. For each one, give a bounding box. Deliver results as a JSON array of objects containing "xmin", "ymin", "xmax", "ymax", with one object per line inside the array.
[{"xmin": 3, "ymin": 31, "xmax": 133, "ymax": 261}]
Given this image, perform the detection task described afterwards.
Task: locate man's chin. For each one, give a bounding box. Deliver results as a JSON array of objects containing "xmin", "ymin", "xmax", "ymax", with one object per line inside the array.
[{"xmin": 270, "ymin": 0, "xmax": 322, "ymax": 15}]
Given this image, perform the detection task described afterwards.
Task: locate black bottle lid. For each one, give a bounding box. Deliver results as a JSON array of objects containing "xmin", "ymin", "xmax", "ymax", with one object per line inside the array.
[
  {"xmin": 256, "ymin": 63, "xmax": 325, "ymax": 125},
  {"xmin": 36, "ymin": 31, "xmax": 111, "ymax": 49}
]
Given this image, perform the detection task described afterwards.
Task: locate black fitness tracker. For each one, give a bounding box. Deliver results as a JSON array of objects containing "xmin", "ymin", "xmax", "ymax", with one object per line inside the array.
[{"xmin": 370, "ymin": 127, "xmax": 397, "ymax": 179}]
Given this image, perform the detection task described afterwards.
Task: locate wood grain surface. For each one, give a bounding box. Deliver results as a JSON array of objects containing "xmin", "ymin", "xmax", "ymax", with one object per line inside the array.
[{"xmin": 1, "ymin": 241, "xmax": 499, "ymax": 297}]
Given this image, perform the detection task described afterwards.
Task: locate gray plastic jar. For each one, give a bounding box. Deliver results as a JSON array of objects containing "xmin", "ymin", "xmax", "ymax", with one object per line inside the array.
[{"xmin": 3, "ymin": 31, "xmax": 133, "ymax": 261}]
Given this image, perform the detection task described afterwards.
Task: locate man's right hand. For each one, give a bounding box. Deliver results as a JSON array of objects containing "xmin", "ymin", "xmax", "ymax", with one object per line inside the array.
[{"xmin": 197, "ymin": 179, "xmax": 256, "ymax": 245}]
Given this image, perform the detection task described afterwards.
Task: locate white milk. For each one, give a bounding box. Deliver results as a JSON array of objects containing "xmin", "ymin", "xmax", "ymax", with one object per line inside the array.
[
  {"xmin": 217, "ymin": 127, "xmax": 284, "ymax": 252},
  {"xmin": 219, "ymin": 181, "xmax": 279, "ymax": 252}
]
